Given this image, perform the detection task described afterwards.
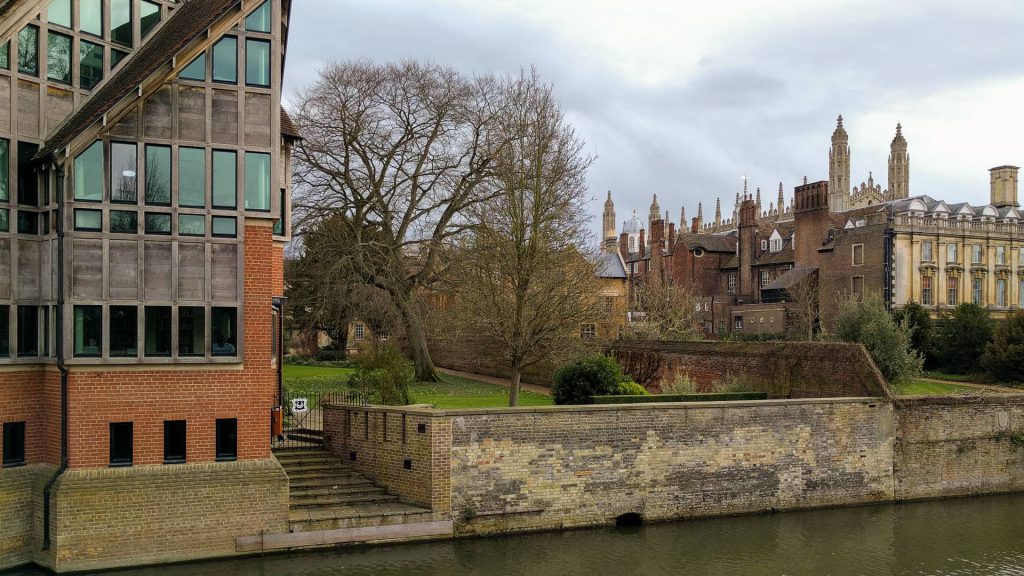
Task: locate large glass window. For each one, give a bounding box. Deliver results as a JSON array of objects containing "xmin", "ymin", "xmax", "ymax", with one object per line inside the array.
[
  {"xmin": 75, "ymin": 141, "xmax": 104, "ymax": 201},
  {"xmin": 244, "ymin": 152, "xmax": 271, "ymax": 211},
  {"xmin": 17, "ymin": 142, "xmax": 38, "ymax": 206},
  {"xmin": 110, "ymin": 142, "xmax": 138, "ymax": 203},
  {"xmin": 110, "ymin": 306, "xmax": 137, "ymax": 357},
  {"xmin": 0, "ymin": 139, "xmax": 8, "ymax": 201},
  {"xmin": 179, "ymin": 307, "xmax": 204, "ymax": 357},
  {"xmin": 947, "ymin": 276, "xmax": 959, "ymax": 306},
  {"xmin": 17, "ymin": 25, "xmax": 38, "ymax": 76},
  {"xmin": 73, "ymin": 305, "xmax": 101, "ymax": 357},
  {"xmin": 80, "ymin": 0, "xmax": 103, "ymax": 36},
  {"xmin": 16, "ymin": 212, "xmax": 37, "ymax": 235},
  {"xmin": 79, "ymin": 40, "xmax": 103, "ymax": 90},
  {"xmin": 163, "ymin": 420, "xmax": 186, "ymax": 464},
  {"xmin": 144, "ymin": 145, "xmax": 171, "ymax": 205},
  {"xmin": 178, "ymin": 147, "xmax": 205, "ymax": 207},
  {"xmin": 245, "ymin": 39, "xmax": 271, "ymax": 87},
  {"xmin": 144, "ymin": 212, "xmax": 170, "ymax": 234},
  {"xmin": 17, "ymin": 306, "xmax": 37, "ymax": 357},
  {"xmin": 109, "ymin": 422, "xmax": 133, "ymax": 467},
  {"xmin": 141, "ymin": 0, "xmax": 161, "ymax": 38},
  {"xmin": 212, "ymin": 308, "xmax": 237, "ymax": 356},
  {"xmin": 215, "ymin": 418, "xmax": 237, "ymax": 461},
  {"xmin": 212, "ymin": 150, "xmax": 236, "ymax": 208},
  {"xmin": 178, "ymin": 214, "xmax": 204, "ymax": 236},
  {"xmin": 245, "ymin": 1, "xmax": 272, "ymax": 32},
  {"xmin": 972, "ymin": 277, "xmax": 984, "ymax": 305},
  {"xmin": 73, "ymin": 209, "xmax": 101, "ymax": 231},
  {"xmin": 48, "ymin": 0, "xmax": 72, "ymax": 27},
  {"xmin": 46, "ymin": 31, "xmax": 72, "ymax": 84},
  {"xmin": 212, "ymin": 36, "xmax": 237, "ymax": 83},
  {"xmin": 179, "ymin": 53, "xmax": 206, "ymax": 81},
  {"xmin": 996, "ymin": 278, "xmax": 1007, "ymax": 307},
  {"xmin": 212, "ymin": 216, "xmax": 236, "ymax": 238},
  {"xmin": 110, "ymin": 0, "xmax": 133, "ymax": 47},
  {"xmin": 144, "ymin": 306, "xmax": 171, "ymax": 356},
  {"xmin": 110, "ymin": 210, "xmax": 137, "ymax": 233},
  {"xmin": 0, "ymin": 306, "xmax": 9, "ymax": 357}
]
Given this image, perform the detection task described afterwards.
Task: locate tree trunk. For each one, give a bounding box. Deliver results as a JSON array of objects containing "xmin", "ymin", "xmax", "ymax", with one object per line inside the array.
[
  {"xmin": 394, "ymin": 290, "xmax": 439, "ymax": 382},
  {"xmin": 509, "ymin": 365, "xmax": 522, "ymax": 407}
]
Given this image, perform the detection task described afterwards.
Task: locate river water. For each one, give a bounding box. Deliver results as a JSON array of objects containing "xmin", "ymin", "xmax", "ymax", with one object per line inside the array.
[{"xmin": 13, "ymin": 494, "xmax": 1024, "ymax": 576}]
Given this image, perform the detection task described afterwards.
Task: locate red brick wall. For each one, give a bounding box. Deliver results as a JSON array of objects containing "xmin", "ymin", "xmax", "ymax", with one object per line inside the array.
[{"xmin": 0, "ymin": 370, "xmax": 46, "ymax": 468}]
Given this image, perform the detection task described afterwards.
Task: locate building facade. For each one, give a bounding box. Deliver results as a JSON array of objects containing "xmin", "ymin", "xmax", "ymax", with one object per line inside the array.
[{"xmin": 0, "ymin": 0, "xmax": 294, "ymax": 571}]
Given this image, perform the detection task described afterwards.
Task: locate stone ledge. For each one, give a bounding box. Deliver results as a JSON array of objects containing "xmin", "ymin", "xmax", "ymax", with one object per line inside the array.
[
  {"xmin": 237, "ymin": 520, "xmax": 454, "ymax": 552},
  {"xmin": 57, "ymin": 458, "xmax": 287, "ymax": 482}
]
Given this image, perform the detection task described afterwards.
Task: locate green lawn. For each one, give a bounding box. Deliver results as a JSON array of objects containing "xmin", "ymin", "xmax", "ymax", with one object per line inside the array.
[
  {"xmin": 892, "ymin": 379, "xmax": 977, "ymax": 396},
  {"xmin": 921, "ymin": 370, "xmax": 984, "ymax": 383},
  {"xmin": 282, "ymin": 363, "xmax": 355, "ymax": 396}
]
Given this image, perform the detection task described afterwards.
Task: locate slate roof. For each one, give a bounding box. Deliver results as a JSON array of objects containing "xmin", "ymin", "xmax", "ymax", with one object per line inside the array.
[
  {"xmin": 281, "ymin": 109, "xmax": 302, "ymax": 140},
  {"xmin": 595, "ymin": 251, "xmax": 627, "ymax": 279},
  {"xmin": 763, "ymin": 267, "xmax": 817, "ymax": 291},
  {"xmin": 675, "ymin": 233, "xmax": 736, "ymax": 253},
  {"xmin": 36, "ymin": 0, "xmax": 239, "ymax": 160}
]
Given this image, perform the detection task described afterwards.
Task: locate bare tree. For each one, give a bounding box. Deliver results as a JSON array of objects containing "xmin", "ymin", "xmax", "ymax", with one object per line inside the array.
[
  {"xmin": 785, "ymin": 272, "xmax": 819, "ymax": 340},
  {"xmin": 291, "ymin": 61, "xmax": 512, "ymax": 381},
  {"xmin": 626, "ymin": 280, "xmax": 704, "ymax": 341},
  {"xmin": 447, "ymin": 70, "xmax": 597, "ymax": 406}
]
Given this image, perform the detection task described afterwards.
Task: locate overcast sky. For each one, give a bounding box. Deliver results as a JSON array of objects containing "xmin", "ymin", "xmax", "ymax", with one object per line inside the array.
[{"xmin": 284, "ymin": 0, "xmax": 1024, "ymax": 236}]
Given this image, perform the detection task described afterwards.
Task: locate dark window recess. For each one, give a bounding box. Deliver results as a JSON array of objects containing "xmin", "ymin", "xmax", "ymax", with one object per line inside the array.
[
  {"xmin": 73, "ymin": 305, "xmax": 101, "ymax": 357},
  {"xmin": 163, "ymin": 420, "xmax": 186, "ymax": 464},
  {"xmin": 110, "ymin": 306, "xmax": 138, "ymax": 357},
  {"xmin": 16, "ymin": 212, "xmax": 37, "ymax": 235},
  {"xmin": 110, "ymin": 210, "xmax": 137, "ymax": 233},
  {"xmin": 109, "ymin": 422, "xmax": 133, "ymax": 466},
  {"xmin": 211, "ymin": 308, "xmax": 237, "ymax": 356},
  {"xmin": 141, "ymin": 0, "xmax": 161, "ymax": 38},
  {"xmin": 144, "ymin": 306, "xmax": 172, "ymax": 356},
  {"xmin": 3, "ymin": 421, "xmax": 25, "ymax": 466},
  {"xmin": 144, "ymin": 212, "xmax": 171, "ymax": 234},
  {"xmin": 16, "ymin": 306, "xmax": 37, "ymax": 357},
  {"xmin": 0, "ymin": 306, "xmax": 9, "ymax": 358},
  {"xmin": 178, "ymin": 307, "xmax": 204, "ymax": 357},
  {"xmin": 79, "ymin": 40, "xmax": 103, "ymax": 90},
  {"xmin": 215, "ymin": 418, "xmax": 237, "ymax": 461},
  {"xmin": 349, "ymin": 451, "xmax": 357, "ymax": 461},
  {"xmin": 17, "ymin": 142, "xmax": 39, "ymax": 206},
  {"xmin": 273, "ymin": 188, "xmax": 286, "ymax": 235},
  {"xmin": 111, "ymin": 49, "xmax": 128, "ymax": 68},
  {"xmin": 110, "ymin": 0, "xmax": 133, "ymax": 47},
  {"xmin": 417, "ymin": 423, "xmax": 426, "ymax": 434}
]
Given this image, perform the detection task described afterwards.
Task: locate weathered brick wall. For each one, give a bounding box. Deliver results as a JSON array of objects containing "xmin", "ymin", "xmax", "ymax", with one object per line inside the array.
[
  {"xmin": 894, "ymin": 396, "xmax": 1024, "ymax": 500},
  {"xmin": 0, "ymin": 370, "xmax": 47, "ymax": 468},
  {"xmin": 0, "ymin": 464, "xmax": 52, "ymax": 572}
]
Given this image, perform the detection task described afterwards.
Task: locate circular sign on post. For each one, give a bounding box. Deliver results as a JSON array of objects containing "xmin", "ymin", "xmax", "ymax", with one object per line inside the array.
[{"xmin": 291, "ymin": 398, "xmax": 308, "ymax": 413}]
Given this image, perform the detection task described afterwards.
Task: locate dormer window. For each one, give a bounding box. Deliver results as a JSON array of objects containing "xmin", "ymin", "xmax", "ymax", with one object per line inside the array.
[
  {"xmin": 760, "ymin": 240, "xmax": 767, "ymax": 251},
  {"xmin": 769, "ymin": 238, "xmax": 782, "ymax": 252}
]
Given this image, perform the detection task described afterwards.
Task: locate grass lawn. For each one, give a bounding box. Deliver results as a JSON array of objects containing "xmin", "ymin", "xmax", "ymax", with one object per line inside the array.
[
  {"xmin": 921, "ymin": 370, "xmax": 985, "ymax": 383},
  {"xmin": 893, "ymin": 379, "xmax": 978, "ymax": 396},
  {"xmin": 282, "ymin": 363, "xmax": 355, "ymax": 396}
]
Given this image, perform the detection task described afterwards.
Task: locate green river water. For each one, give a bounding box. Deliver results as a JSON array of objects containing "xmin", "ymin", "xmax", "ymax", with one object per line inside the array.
[{"xmin": 12, "ymin": 493, "xmax": 1024, "ymax": 575}]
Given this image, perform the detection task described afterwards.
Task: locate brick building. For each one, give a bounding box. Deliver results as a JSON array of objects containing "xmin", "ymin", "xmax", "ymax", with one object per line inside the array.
[{"xmin": 0, "ymin": 0, "xmax": 294, "ymax": 571}]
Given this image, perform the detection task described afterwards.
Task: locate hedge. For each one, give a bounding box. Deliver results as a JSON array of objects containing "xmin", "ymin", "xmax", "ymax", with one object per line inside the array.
[{"xmin": 591, "ymin": 392, "xmax": 769, "ymax": 404}]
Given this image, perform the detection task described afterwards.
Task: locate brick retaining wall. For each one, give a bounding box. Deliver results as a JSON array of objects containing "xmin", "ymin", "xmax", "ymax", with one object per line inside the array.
[{"xmin": 0, "ymin": 464, "xmax": 52, "ymax": 572}]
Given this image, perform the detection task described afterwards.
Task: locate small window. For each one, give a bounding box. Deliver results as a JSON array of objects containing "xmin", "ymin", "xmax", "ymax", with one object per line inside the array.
[
  {"xmin": 163, "ymin": 420, "xmax": 186, "ymax": 464},
  {"xmin": 760, "ymin": 240, "xmax": 767, "ymax": 251},
  {"xmin": 245, "ymin": 1, "xmax": 272, "ymax": 32},
  {"xmin": 16, "ymin": 212, "xmax": 38, "ymax": 235},
  {"xmin": 947, "ymin": 276, "xmax": 959, "ymax": 306},
  {"xmin": 215, "ymin": 418, "xmax": 237, "ymax": 461},
  {"xmin": 17, "ymin": 142, "xmax": 39, "ymax": 206},
  {"xmin": 144, "ymin": 306, "xmax": 172, "ymax": 356},
  {"xmin": 110, "ymin": 0, "xmax": 133, "ymax": 47},
  {"xmin": 212, "ymin": 36, "xmax": 238, "ymax": 83},
  {"xmin": 73, "ymin": 305, "xmax": 101, "ymax": 357},
  {"xmin": 354, "ymin": 322, "xmax": 365, "ymax": 341},
  {"xmin": 178, "ymin": 214, "xmax": 205, "ymax": 236},
  {"xmin": 0, "ymin": 306, "xmax": 9, "ymax": 357},
  {"xmin": 972, "ymin": 245, "xmax": 984, "ymax": 265},
  {"xmin": 79, "ymin": 40, "xmax": 103, "ymax": 90},
  {"xmin": 179, "ymin": 307, "xmax": 205, "ymax": 357},
  {"xmin": 46, "ymin": 31, "xmax": 72, "ymax": 84},
  {"xmin": 996, "ymin": 246, "xmax": 1007, "ymax": 266},
  {"xmin": 3, "ymin": 422, "xmax": 25, "ymax": 467},
  {"xmin": 75, "ymin": 141, "xmax": 104, "ymax": 201},
  {"xmin": 178, "ymin": 147, "xmax": 206, "ymax": 207},
  {"xmin": 110, "ymin": 210, "xmax": 137, "ymax": 233},
  {"xmin": 212, "ymin": 216, "xmax": 236, "ymax": 238},
  {"xmin": 0, "ymin": 139, "xmax": 8, "ymax": 201},
  {"xmin": 111, "ymin": 49, "xmax": 128, "ymax": 69},
  {"xmin": 212, "ymin": 308, "xmax": 237, "ymax": 356},
  {"xmin": 110, "ymin": 142, "xmax": 138, "ymax": 203},
  {"xmin": 947, "ymin": 243, "xmax": 958, "ymax": 264},
  {"xmin": 760, "ymin": 270, "xmax": 770, "ymax": 289},
  {"xmin": 141, "ymin": 0, "xmax": 161, "ymax": 38},
  {"xmin": 921, "ymin": 276, "xmax": 932, "ymax": 306},
  {"xmin": 80, "ymin": 0, "xmax": 103, "ymax": 36},
  {"xmin": 734, "ymin": 316, "xmax": 743, "ymax": 331},
  {"xmin": 0, "ymin": 209, "xmax": 8, "ymax": 233},
  {"xmin": 144, "ymin": 213, "xmax": 171, "ymax": 234},
  {"xmin": 852, "ymin": 244, "xmax": 864, "ymax": 266},
  {"xmin": 273, "ymin": 189, "xmax": 287, "ymax": 235},
  {"xmin": 922, "ymin": 241, "xmax": 932, "ymax": 263},
  {"xmin": 17, "ymin": 306, "xmax": 37, "ymax": 357},
  {"xmin": 74, "ymin": 209, "xmax": 101, "ymax": 231},
  {"xmin": 17, "ymin": 25, "xmax": 39, "ymax": 76},
  {"xmin": 212, "ymin": 150, "xmax": 237, "ymax": 208},
  {"xmin": 244, "ymin": 152, "xmax": 271, "ymax": 211},
  {"xmin": 48, "ymin": 0, "xmax": 72, "ymax": 28},
  {"xmin": 179, "ymin": 54, "xmax": 206, "ymax": 81},
  {"xmin": 245, "ymin": 39, "xmax": 271, "ymax": 87},
  {"xmin": 110, "ymin": 306, "xmax": 137, "ymax": 357},
  {"xmin": 109, "ymin": 422, "xmax": 133, "ymax": 467},
  {"xmin": 727, "ymin": 273, "xmax": 736, "ymax": 296},
  {"xmin": 579, "ymin": 323, "xmax": 596, "ymax": 339},
  {"xmin": 145, "ymin": 145, "xmax": 171, "ymax": 205}
]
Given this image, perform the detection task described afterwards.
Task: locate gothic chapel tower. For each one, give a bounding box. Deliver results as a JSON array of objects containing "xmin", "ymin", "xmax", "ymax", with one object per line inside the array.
[
  {"xmin": 888, "ymin": 123, "xmax": 910, "ymax": 200},
  {"xmin": 829, "ymin": 115, "xmax": 851, "ymax": 212},
  {"xmin": 603, "ymin": 191, "xmax": 617, "ymax": 249}
]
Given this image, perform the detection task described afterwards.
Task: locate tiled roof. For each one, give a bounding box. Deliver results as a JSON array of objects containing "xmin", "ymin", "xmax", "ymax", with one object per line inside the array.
[
  {"xmin": 281, "ymin": 109, "xmax": 302, "ymax": 139},
  {"xmin": 763, "ymin": 267, "xmax": 817, "ymax": 291},
  {"xmin": 0, "ymin": 0, "xmax": 26, "ymax": 18},
  {"xmin": 755, "ymin": 244, "xmax": 794, "ymax": 266},
  {"xmin": 36, "ymin": 0, "xmax": 239, "ymax": 160}
]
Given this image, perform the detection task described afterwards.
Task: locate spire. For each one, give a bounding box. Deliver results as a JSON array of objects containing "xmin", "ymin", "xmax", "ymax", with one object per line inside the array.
[
  {"xmin": 648, "ymin": 194, "xmax": 661, "ymax": 230},
  {"xmin": 777, "ymin": 182, "xmax": 785, "ymax": 215},
  {"xmin": 697, "ymin": 202, "xmax": 703, "ymax": 221},
  {"xmin": 604, "ymin": 190, "xmax": 613, "ymax": 207},
  {"xmin": 755, "ymin": 186, "xmax": 762, "ymax": 210},
  {"xmin": 601, "ymin": 190, "xmax": 616, "ymax": 248},
  {"xmin": 889, "ymin": 122, "xmax": 909, "ymax": 199},
  {"xmin": 743, "ymin": 174, "xmax": 748, "ymax": 197},
  {"xmin": 829, "ymin": 113, "xmax": 851, "ymax": 211},
  {"xmin": 714, "ymin": 197, "xmax": 722, "ymax": 226},
  {"xmin": 680, "ymin": 206, "xmax": 686, "ymax": 228}
]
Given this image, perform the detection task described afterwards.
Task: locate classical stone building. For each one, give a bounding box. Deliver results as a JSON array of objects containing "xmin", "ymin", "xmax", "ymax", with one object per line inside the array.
[{"xmin": 0, "ymin": 0, "xmax": 294, "ymax": 571}]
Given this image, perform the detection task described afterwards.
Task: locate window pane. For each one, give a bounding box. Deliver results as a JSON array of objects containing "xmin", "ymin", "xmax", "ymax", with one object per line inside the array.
[
  {"xmin": 178, "ymin": 147, "xmax": 205, "ymax": 207},
  {"xmin": 144, "ymin": 306, "xmax": 171, "ymax": 356},
  {"xmin": 80, "ymin": 40, "xmax": 103, "ymax": 90},
  {"xmin": 244, "ymin": 152, "xmax": 270, "ymax": 211},
  {"xmin": 273, "ymin": 189, "xmax": 286, "ymax": 235},
  {"xmin": 75, "ymin": 141, "xmax": 104, "ymax": 201},
  {"xmin": 110, "ymin": 0, "xmax": 132, "ymax": 47},
  {"xmin": 179, "ymin": 53, "xmax": 205, "ymax": 81},
  {"xmin": 212, "ymin": 150, "xmax": 236, "ymax": 208},
  {"xmin": 111, "ymin": 49, "xmax": 128, "ymax": 68},
  {"xmin": 211, "ymin": 308, "xmax": 237, "ymax": 356},
  {"xmin": 0, "ymin": 139, "xmax": 8, "ymax": 201},
  {"xmin": 48, "ymin": 0, "xmax": 72, "ymax": 27},
  {"xmin": 144, "ymin": 145, "xmax": 171, "ymax": 205},
  {"xmin": 212, "ymin": 216, "xmax": 236, "ymax": 237},
  {"xmin": 0, "ymin": 306, "xmax": 9, "ymax": 357},
  {"xmin": 17, "ymin": 142, "xmax": 38, "ymax": 206},
  {"xmin": 215, "ymin": 418, "xmax": 237, "ymax": 460},
  {"xmin": 73, "ymin": 305, "xmax": 101, "ymax": 356},
  {"xmin": 110, "ymin": 142, "xmax": 138, "ymax": 202},
  {"xmin": 80, "ymin": 0, "xmax": 103, "ymax": 36},
  {"xmin": 245, "ymin": 39, "xmax": 271, "ymax": 87},
  {"xmin": 0, "ymin": 42, "xmax": 7, "ymax": 69},
  {"xmin": 109, "ymin": 422, "xmax": 133, "ymax": 466},
  {"xmin": 178, "ymin": 214, "xmax": 205, "ymax": 236},
  {"xmin": 0, "ymin": 210, "xmax": 7, "ymax": 232},
  {"xmin": 179, "ymin": 307, "xmax": 204, "ymax": 357},
  {"xmin": 110, "ymin": 210, "xmax": 137, "ymax": 233},
  {"xmin": 141, "ymin": 0, "xmax": 161, "ymax": 38},
  {"xmin": 46, "ymin": 31, "xmax": 71, "ymax": 83},
  {"xmin": 110, "ymin": 306, "xmax": 137, "ymax": 357},
  {"xmin": 17, "ymin": 25, "xmax": 38, "ymax": 76},
  {"xmin": 74, "ymin": 208, "xmax": 101, "ymax": 231},
  {"xmin": 17, "ymin": 212, "xmax": 37, "ymax": 235},
  {"xmin": 17, "ymin": 306, "xmax": 37, "ymax": 357},
  {"xmin": 163, "ymin": 420, "xmax": 186, "ymax": 463},
  {"xmin": 245, "ymin": 1, "xmax": 272, "ymax": 32},
  {"xmin": 144, "ymin": 212, "xmax": 170, "ymax": 234},
  {"xmin": 212, "ymin": 36, "xmax": 237, "ymax": 83}
]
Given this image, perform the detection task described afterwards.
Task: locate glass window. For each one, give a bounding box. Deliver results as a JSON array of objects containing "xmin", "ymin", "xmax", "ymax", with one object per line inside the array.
[
  {"xmin": 212, "ymin": 36, "xmax": 237, "ymax": 83},
  {"xmin": 73, "ymin": 305, "xmax": 101, "ymax": 357},
  {"xmin": 79, "ymin": 40, "xmax": 103, "ymax": 90},
  {"xmin": 75, "ymin": 141, "xmax": 104, "ymax": 201},
  {"xmin": 110, "ymin": 142, "xmax": 138, "ymax": 203},
  {"xmin": 972, "ymin": 245, "xmax": 984, "ymax": 264},
  {"xmin": 212, "ymin": 308, "xmax": 237, "ymax": 356},
  {"xmin": 212, "ymin": 216, "xmax": 236, "ymax": 238},
  {"xmin": 111, "ymin": 49, "xmax": 128, "ymax": 68},
  {"xmin": 1020, "ymin": 279, "xmax": 1024, "ymax": 308},
  {"xmin": 972, "ymin": 277, "xmax": 983, "ymax": 305},
  {"xmin": 46, "ymin": 31, "xmax": 72, "ymax": 84},
  {"xmin": 48, "ymin": 0, "xmax": 72, "ymax": 28},
  {"xmin": 17, "ymin": 25, "xmax": 38, "ymax": 76},
  {"xmin": 178, "ymin": 214, "xmax": 205, "ymax": 236},
  {"xmin": 80, "ymin": 0, "xmax": 103, "ymax": 36},
  {"xmin": 109, "ymin": 422, "xmax": 133, "ymax": 466},
  {"xmin": 0, "ymin": 209, "xmax": 7, "ymax": 232},
  {"xmin": 110, "ymin": 306, "xmax": 137, "ymax": 357},
  {"xmin": 17, "ymin": 212, "xmax": 37, "ymax": 235},
  {"xmin": 110, "ymin": 0, "xmax": 132, "ymax": 47},
  {"xmin": 144, "ymin": 306, "xmax": 171, "ymax": 356},
  {"xmin": 163, "ymin": 421, "xmax": 186, "ymax": 464},
  {"xmin": 921, "ymin": 276, "xmax": 932, "ymax": 306},
  {"xmin": 245, "ymin": 1, "xmax": 272, "ymax": 32},
  {"xmin": 0, "ymin": 42, "xmax": 7, "ymax": 70},
  {"xmin": 947, "ymin": 277, "xmax": 959, "ymax": 306},
  {"xmin": 947, "ymin": 243, "xmax": 958, "ymax": 264},
  {"xmin": 921, "ymin": 241, "xmax": 932, "ymax": 263},
  {"xmin": 141, "ymin": 0, "xmax": 161, "ymax": 38},
  {"xmin": 0, "ymin": 306, "xmax": 9, "ymax": 357},
  {"xmin": 144, "ymin": 212, "xmax": 171, "ymax": 234},
  {"xmin": 3, "ymin": 421, "xmax": 25, "ymax": 467},
  {"xmin": 178, "ymin": 147, "xmax": 205, "ymax": 207},
  {"xmin": 17, "ymin": 142, "xmax": 38, "ymax": 206},
  {"xmin": 760, "ymin": 270, "xmax": 770, "ymax": 288},
  {"xmin": 245, "ymin": 39, "xmax": 271, "ymax": 87},
  {"xmin": 996, "ymin": 278, "xmax": 1007, "ymax": 307},
  {"xmin": 244, "ymin": 152, "xmax": 270, "ymax": 211},
  {"xmin": 996, "ymin": 246, "xmax": 1007, "ymax": 265},
  {"xmin": 17, "ymin": 306, "xmax": 37, "ymax": 357},
  {"xmin": 110, "ymin": 210, "xmax": 137, "ymax": 233},
  {"xmin": 215, "ymin": 418, "xmax": 237, "ymax": 460},
  {"xmin": 179, "ymin": 307, "xmax": 204, "ymax": 357},
  {"xmin": 179, "ymin": 53, "xmax": 205, "ymax": 81},
  {"xmin": 74, "ymin": 209, "xmax": 101, "ymax": 231},
  {"xmin": 212, "ymin": 150, "xmax": 236, "ymax": 208},
  {"xmin": 273, "ymin": 189, "xmax": 286, "ymax": 235},
  {"xmin": 144, "ymin": 145, "xmax": 171, "ymax": 205},
  {"xmin": 0, "ymin": 139, "xmax": 8, "ymax": 201}
]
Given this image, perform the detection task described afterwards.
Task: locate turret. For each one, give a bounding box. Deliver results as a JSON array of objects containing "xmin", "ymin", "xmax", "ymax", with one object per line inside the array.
[
  {"xmin": 888, "ymin": 123, "xmax": 909, "ymax": 200},
  {"xmin": 829, "ymin": 115, "xmax": 850, "ymax": 212},
  {"xmin": 648, "ymin": 194, "xmax": 661, "ymax": 232},
  {"xmin": 602, "ymin": 191, "xmax": 617, "ymax": 249}
]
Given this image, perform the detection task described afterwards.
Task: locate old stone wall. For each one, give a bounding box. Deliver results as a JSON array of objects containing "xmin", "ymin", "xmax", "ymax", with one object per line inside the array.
[{"xmin": 0, "ymin": 464, "xmax": 52, "ymax": 572}]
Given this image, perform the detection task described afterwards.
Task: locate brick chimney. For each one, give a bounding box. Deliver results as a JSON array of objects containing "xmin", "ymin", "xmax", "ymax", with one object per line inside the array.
[
  {"xmin": 738, "ymin": 196, "xmax": 758, "ymax": 302},
  {"xmin": 668, "ymin": 222, "xmax": 676, "ymax": 248},
  {"xmin": 650, "ymin": 218, "xmax": 665, "ymax": 283},
  {"xmin": 990, "ymin": 166, "xmax": 1019, "ymax": 208},
  {"xmin": 618, "ymin": 232, "xmax": 629, "ymax": 261},
  {"xmin": 793, "ymin": 181, "xmax": 830, "ymax": 268},
  {"xmin": 638, "ymin": 228, "xmax": 646, "ymax": 264}
]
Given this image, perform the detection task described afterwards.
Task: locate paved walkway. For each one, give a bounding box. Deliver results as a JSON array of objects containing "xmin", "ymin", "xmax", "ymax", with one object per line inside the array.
[
  {"xmin": 438, "ymin": 367, "xmax": 552, "ymax": 396},
  {"xmin": 918, "ymin": 377, "xmax": 1020, "ymax": 395}
]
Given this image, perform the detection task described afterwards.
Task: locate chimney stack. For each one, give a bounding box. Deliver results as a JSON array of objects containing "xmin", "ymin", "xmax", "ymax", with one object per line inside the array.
[{"xmin": 990, "ymin": 166, "xmax": 1019, "ymax": 208}]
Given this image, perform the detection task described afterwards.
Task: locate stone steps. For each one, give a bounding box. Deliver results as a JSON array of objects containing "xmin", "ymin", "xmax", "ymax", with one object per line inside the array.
[
  {"xmin": 288, "ymin": 503, "xmax": 436, "ymax": 533},
  {"xmin": 289, "ymin": 476, "xmax": 377, "ymax": 490},
  {"xmin": 290, "ymin": 492, "xmax": 398, "ymax": 509},
  {"xmin": 290, "ymin": 483, "xmax": 384, "ymax": 496}
]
